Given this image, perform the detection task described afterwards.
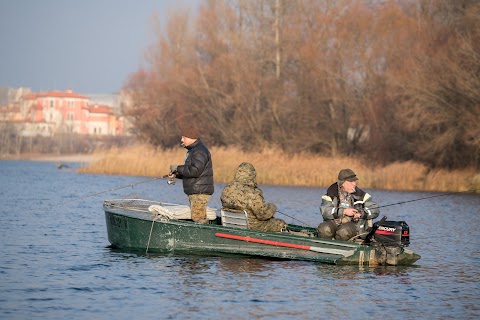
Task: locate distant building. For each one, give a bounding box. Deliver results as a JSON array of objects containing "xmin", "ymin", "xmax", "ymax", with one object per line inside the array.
[
  {"xmin": 0, "ymin": 88, "xmax": 126, "ymax": 137},
  {"xmin": 87, "ymin": 93, "xmax": 122, "ymax": 114}
]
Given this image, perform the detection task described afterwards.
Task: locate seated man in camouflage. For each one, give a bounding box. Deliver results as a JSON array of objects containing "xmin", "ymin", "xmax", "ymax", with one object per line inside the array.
[{"xmin": 221, "ymin": 162, "xmax": 287, "ymax": 232}]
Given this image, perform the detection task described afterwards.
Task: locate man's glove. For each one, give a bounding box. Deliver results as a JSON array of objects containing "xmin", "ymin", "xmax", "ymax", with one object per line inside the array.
[{"xmin": 170, "ymin": 165, "xmax": 178, "ymax": 173}]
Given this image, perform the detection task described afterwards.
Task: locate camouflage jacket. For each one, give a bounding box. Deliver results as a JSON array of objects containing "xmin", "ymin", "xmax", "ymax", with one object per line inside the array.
[{"xmin": 220, "ymin": 162, "xmax": 286, "ymax": 232}]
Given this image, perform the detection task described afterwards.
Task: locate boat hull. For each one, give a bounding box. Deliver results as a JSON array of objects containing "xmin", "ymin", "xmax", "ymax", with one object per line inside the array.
[{"xmin": 104, "ymin": 201, "xmax": 420, "ymax": 266}]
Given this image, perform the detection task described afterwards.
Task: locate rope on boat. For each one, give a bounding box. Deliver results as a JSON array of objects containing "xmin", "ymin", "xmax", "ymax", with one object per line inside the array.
[
  {"xmin": 145, "ymin": 213, "xmax": 166, "ymax": 254},
  {"xmin": 146, "ymin": 209, "xmax": 172, "ymax": 254},
  {"xmin": 146, "ymin": 219, "xmax": 155, "ymax": 254}
]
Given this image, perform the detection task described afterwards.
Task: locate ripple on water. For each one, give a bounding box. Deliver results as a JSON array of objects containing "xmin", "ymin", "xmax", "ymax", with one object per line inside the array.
[{"xmin": 1, "ymin": 161, "xmax": 480, "ymax": 319}]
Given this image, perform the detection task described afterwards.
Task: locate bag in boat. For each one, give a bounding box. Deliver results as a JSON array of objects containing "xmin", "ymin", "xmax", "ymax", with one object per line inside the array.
[{"xmin": 148, "ymin": 204, "xmax": 217, "ymax": 221}]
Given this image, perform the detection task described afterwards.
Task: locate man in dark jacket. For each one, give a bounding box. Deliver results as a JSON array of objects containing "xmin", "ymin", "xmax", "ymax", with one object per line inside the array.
[
  {"xmin": 169, "ymin": 127, "xmax": 214, "ymax": 224},
  {"xmin": 221, "ymin": 162, "xmax": 286, "ymax": 232},
  {"xmin": 317, "ymin": 169, "xmax": 379, "ymax": 241}
]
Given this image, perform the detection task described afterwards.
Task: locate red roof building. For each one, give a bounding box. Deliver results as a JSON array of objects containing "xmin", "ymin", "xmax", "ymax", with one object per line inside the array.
[{"xmin": 13, "ymin": 88, "xmax": 125, "ymax": 137}]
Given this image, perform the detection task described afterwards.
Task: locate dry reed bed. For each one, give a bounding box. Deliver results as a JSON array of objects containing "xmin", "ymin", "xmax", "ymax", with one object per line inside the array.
[{"xmin": 78, "ymin": 144, "xmax": 479, "ymax": 192}]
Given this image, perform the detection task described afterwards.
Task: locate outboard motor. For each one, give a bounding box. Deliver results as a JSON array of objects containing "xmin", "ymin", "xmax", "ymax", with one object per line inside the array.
[
  {"xmin": 363, "ymin": 217, "xmax": 413, "ymax": 265},
  {"xmin": 373, "ymin": 220, "xmax": 410, "ymax": 247}
]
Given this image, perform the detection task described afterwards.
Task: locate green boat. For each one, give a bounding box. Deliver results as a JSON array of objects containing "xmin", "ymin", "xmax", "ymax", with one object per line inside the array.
[{"xmin": 104, "ymin": 198, "xmax": 420, "ymax": 266}]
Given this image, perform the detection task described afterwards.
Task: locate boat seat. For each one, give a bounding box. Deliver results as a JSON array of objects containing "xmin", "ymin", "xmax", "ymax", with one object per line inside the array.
[{"xmin": 220, "ymin": 209, "xmax": 249, "ymax": 229}]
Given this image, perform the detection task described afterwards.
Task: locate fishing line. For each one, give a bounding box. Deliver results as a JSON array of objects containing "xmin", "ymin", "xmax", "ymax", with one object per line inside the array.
[
  {"xmin": 276, "ymin": 210, "xmax": 310, "ymax": 227},
  {"xmin": 38, "ymin": 175, "xmax": 169, "ymax": 213},
  {"xmin": 372, "ymin": 188, "xmax": 478, "ymax": 210},
  {"xmin": 278, "ymin": 189, "xmax": 478, "ymax": 228}
]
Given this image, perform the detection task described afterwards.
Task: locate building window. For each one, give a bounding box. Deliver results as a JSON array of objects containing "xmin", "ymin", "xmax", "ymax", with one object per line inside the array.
[{"xmin": 68, "ymin": 113, "xmax": 74, "ymax": 121}]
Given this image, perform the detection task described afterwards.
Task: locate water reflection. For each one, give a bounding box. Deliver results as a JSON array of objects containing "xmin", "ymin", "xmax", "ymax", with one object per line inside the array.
[{"xmin": 314, "ymin": 263, "xmax": 418, "ymax": 279}]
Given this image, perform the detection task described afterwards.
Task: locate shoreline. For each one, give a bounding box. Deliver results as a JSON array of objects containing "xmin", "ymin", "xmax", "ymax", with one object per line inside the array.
[
  {"xmin": 2, "ymin": 150, "xmax": 478, "ymax": 193},
  {"xmin": 1, "ymin": 154, "xmax": 94, "ymax": 163}
]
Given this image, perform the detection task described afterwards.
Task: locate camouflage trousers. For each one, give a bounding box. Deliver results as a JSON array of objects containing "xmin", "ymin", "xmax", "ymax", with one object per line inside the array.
[
  {"xmin": 248, "ymin": 215, "xmax": 287, "ymax": 232},
  {"xmin": 188, "ymin": 194, "xmax": 211, "ymax": 224}
]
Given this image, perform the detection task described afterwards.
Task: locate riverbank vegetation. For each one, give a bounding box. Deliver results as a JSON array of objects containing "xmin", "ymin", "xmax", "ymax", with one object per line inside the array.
[
  {"xmin": 78, "ymin": 144, "xmax": 479, "ymax": 192},
  {"xmin": 125, "ymin": 0, "xmax": 480, "ymax": 172},
  {"xmin": 3, "ymin": 0, "xmax": 479, "ymax": 194}
]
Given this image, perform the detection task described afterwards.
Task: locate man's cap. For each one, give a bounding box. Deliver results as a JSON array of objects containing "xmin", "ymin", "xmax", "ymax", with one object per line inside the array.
[
  {"xmin": 181, "ymin": 126, "xmax": 199, "ymax": 139},
  {"xmin": 338, "ymin": 168, "xmax": 358, "ymax": 182}
]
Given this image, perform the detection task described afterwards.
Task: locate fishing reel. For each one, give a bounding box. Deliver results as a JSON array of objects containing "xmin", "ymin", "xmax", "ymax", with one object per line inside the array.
[
  {"xmin": 167, "ymin": 176, "xmax": 176, "ymax": 185},
  {"xmin": 353, "ymin": 201, "xmax": 364, "ymax": 212},
  {"xmin": 353, "ymin": 201, "xmax": 365, "ymax": 221},
  {"xmin": 167, "ymin": 165, "xmax": 177, "ymax": 185},
  {"xmin": 167, "ymin": 173, "xmax": 176, "ymax": 185}
]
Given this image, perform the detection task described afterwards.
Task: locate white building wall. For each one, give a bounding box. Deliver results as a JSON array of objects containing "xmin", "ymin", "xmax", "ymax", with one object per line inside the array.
[{"xmin": 87, "ymin": 121, "xmax": 109, "ymax": 135}]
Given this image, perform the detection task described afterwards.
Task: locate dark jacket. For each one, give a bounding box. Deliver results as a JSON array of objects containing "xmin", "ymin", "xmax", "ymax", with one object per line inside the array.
[{"xmin": 176, "ymin": 139, "xmax": 214, "ymax": 195}]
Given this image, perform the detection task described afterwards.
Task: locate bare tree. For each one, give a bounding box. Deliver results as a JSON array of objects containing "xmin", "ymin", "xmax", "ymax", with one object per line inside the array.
[
  {"xmin": 124, "ymin": 0, "xmax": 480, "ymax": 170},
  {"xmin": 392, "ymin": 0, "xmax": 480, "ymax": 169}
]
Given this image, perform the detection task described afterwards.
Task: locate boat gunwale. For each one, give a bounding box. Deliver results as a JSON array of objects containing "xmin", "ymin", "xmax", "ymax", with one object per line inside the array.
[
  {"xmin": 103, "ymin": 199, "xmax": 421, "ymax": 265},
  {"xmin": 103, "ymin": 203, "xmax": 363, "ymax": 250},
  {"xmin": 104, "ymin": 198, "xmax": 355, "ymax": 246}
]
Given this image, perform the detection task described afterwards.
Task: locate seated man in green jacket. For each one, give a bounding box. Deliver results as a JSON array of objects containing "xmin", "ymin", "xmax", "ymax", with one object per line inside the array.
[
  {"xmin": 317, "ymin": 168, "xmax": 380, "ymax": 241},
  {"xmin": 221, "ymin": 162, "xmax": 286, "ymax": 232}
]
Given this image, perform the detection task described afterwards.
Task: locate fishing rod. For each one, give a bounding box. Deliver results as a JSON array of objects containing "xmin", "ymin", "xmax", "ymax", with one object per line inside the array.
[
  {"xmin": 276, "ymin": 210, "xmax": 310, "ymax": 227},
  {"xmin": 372, "ymin": 188, "xmax": 478, "ymax": 210},
  {"xmin": 49, "ymin": 174, "xmax": 170, "ymax": 209},
  {"xmin": 278, "ymin": 188, "xmax": 478, "ymax": 228}
]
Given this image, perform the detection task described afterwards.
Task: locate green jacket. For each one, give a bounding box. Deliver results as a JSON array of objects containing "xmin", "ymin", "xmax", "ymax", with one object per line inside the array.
[{"xmin": 220, "ymin": 162, "xmax": 286, "ymax": 232}]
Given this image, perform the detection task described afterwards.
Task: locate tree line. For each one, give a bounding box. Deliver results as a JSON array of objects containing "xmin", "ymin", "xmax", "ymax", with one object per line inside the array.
[{"xmin": 125, "ymin": 0, "xmax": 480, "ymax": 170}]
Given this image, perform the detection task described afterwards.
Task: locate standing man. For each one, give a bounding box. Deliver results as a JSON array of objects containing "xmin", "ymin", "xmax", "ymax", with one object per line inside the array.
[
  {"xmin": 317, "ymin": 169, "xmax": 379, "ymax": 241},
  {"xmin": 169, "ymin": 127, "xmax": 214, "ymax": 224}
]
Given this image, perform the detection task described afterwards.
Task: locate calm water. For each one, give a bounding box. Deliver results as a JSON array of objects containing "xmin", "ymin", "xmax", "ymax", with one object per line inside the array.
[{"xmin": 1, "ymin": 160, "xmax": 479, "ymax": 319}]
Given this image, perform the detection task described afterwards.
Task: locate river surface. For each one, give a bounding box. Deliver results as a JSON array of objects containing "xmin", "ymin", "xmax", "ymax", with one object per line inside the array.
[{"xmin": 1, "ymin": 160, "xmax": 479, "ymax": 319}]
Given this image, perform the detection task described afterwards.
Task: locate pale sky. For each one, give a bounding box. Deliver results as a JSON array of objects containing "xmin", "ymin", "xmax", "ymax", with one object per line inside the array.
[{"xmin": 0, "ymin": 0, "xmax": 199, "ymax": 94}]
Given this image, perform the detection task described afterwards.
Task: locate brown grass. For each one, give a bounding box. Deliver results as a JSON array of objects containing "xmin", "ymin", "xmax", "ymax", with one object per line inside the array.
[{"xmin": 78, "ymin": 144, "xmax": 479, "ymax": 192}]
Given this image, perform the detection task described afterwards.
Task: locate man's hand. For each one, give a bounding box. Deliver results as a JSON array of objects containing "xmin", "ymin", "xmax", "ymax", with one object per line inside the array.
[{"xmin": 344, "ymin": 208, "xmax": 361, "ymax": 220}]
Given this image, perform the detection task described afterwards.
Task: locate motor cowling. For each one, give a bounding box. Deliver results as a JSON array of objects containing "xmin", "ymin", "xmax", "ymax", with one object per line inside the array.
[{"xmin": 373, "ymin": 220, "xmax": 410, "ymax": 247}]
